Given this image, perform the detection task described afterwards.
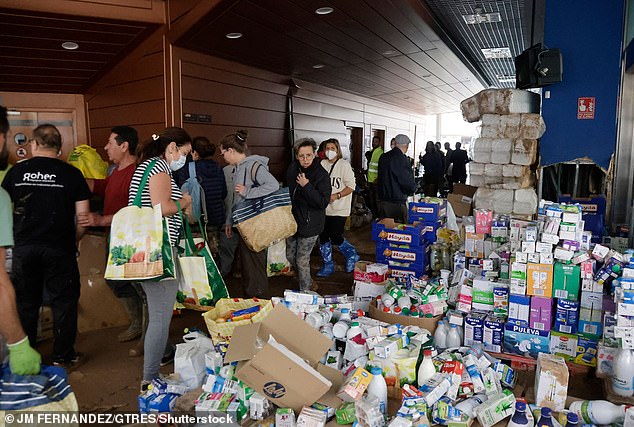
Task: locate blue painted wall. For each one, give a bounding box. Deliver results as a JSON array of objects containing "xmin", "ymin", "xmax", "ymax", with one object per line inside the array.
[{"xmin": 540, "ymin": 0, "xmax": 625, "ymax": 169}]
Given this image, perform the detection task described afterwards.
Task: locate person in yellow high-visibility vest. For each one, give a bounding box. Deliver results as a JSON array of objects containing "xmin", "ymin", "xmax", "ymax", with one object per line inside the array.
[{"xmin": 365, "ymin": 136, "xmax": 383, "ymax": 217}]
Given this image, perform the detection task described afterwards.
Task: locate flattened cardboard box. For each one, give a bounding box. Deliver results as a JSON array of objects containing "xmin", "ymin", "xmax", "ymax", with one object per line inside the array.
[{"xmin": 224, "ymin": 304, "xmax": 342, "ymax": 413}]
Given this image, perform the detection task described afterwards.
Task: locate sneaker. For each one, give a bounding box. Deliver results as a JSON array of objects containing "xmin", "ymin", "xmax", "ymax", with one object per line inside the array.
[
  {"xmin": 160, "ymin": 349, "xmax": 175, "ymax": 367},
  {"xmin": 140, "ymin": 380, "xmax": 151, "ymax": 394},
  {"xmin": 52, "ymin": 352, "xmax": 84, "ymax": 370}
]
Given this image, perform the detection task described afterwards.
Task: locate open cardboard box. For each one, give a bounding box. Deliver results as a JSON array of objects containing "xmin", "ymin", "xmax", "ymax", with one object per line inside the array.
[
  {"xmin": 224, "ymin": 304, "xmax": 344, "ymax": 413},
  {"xmin": 448, "ymin": 183, "xmax": 478, "ymax": 217},
  {"xmin": 368, "ymin": 298, "xmax": 440, "ymax": 333}
]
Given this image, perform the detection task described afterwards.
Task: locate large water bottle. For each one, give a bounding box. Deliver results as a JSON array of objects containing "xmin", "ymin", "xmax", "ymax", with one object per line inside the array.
[
  {"xmin": 446, "ymin": 324, "xmax": 462, "ymax": 348},
  {"xmin": 434, "ymin": 320, "xmax": 448, "ymax": 350},
  {"xmin": 612, "ymin": 348, "xmax": 634, "ymax": 397}
]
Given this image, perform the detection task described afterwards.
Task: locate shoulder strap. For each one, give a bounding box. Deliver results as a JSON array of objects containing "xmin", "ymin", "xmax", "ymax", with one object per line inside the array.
[
  {"xmin": 328, "ymin": 159, "xmax": 339, "ymax": 176},
  {"xmin": 132, "ymin": 159, "xmax": 158, "ymax": 207},
  {"xmin": 188, "ymin": 161, "xmax": 196, "ymax": 179},
  {"xmin": 250, "ymin": 162, "xmax": 261, "ymax": 186}
]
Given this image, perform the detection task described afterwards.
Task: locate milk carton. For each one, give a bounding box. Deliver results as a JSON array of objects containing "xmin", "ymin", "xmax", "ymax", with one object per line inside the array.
[
  {"xmin": 475, "ymin": 390, "xmax": 516, "ymax": 427},
  {"xmin": 465, "ymin": 311, "xmax": 488, "ymax": 346},
  {"xmin": 508, "ymin": 294, "xmax": 530, "ymax": 326},
  {"xmin": 493, "ymin": 285, "xmax": 509, "ymax": 316},
  {"xmin": 483, "ymin": 315, "xmax": 504, "ymax": 353},
  {"xmin": 554, "ymin": 299, "xmax": 579, "ymax": 334},
  {"xmin": 472, "ymin": 279, "xmax": 495, "ymax": 311}
]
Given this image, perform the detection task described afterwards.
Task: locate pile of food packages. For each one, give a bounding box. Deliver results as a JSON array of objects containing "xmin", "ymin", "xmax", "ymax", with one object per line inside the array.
[{"xmin": 133, "ymin": 187, "xmax": 634, "ymax": 427}]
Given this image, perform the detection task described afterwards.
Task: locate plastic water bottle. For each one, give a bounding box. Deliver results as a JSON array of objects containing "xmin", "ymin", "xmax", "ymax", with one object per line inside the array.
[
  {"xmin": 340, "ymin": 308, "xmax": 352, "ymax": 322},
  {"xmin": 612, "ymin": 348, "xmax": 634, "ymax": 397},
  {"xmin": 367, "ymin": 366, "xmax": 388, "ymax": 416},
  {"xmin": 446, "ymin": 324, "xmax": 462, "ymax": 348},
  {"xmin": 434, "ymin": 320, "xmax": 448, "ymax": 350},
  {"xmin": 568, "ymin": 400, "xmax": 627, "ymax": 425},
  {"xmin": 536, "ymin": 407, "xmax": 554, "ymax": 427},
  {"xmin": 417, "ymin": 349, "xmax": 436, "ymax": 387},
  {"xmin": 507, "ymin": 401, "xmax": 533, "ymax": 427},
  {"xmin": 565, "ymin": 412, "xmax": 579, "ymax": 427}
]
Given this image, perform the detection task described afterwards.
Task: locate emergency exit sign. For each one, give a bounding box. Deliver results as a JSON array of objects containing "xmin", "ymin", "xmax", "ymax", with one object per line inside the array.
[{"xmin": 577, "ymin": 97, "xmax": 595, "ymax": 120}]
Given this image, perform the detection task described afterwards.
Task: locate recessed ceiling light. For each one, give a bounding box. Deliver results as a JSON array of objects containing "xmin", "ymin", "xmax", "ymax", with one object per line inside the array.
[
  {"xmin": 226, "ymin": 32, "xmax": 243, "ymax": 39},
  {"xmin": 382, "ymin": 50, "xmax": 397, "ymax": 56},
  {"xmin": 315, "ymin": 7, "xmax": 334, "ymax": 15},
  {"xmin": 481, "ymin": 47, "xmax": 512, "ymax": 59},
  {"xmin": 61, "ymin": 42, "xmax": 79, "ymax": 50},
  {"xmin": 462, "ymin": 12, "xmax": 502, "ymax": 24},
  {"xmin": 312, "ymin": 64, "xmax": 325, "ymax": 69}
]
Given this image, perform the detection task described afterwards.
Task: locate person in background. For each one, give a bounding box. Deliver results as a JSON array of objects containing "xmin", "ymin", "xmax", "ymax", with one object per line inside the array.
[
  {"xmin": 448, "ymin": 141, "xmax": 470, "ymax": 185},
  {"xmin": 317, "ymin": 138, "xmax": 358, "ymax": 277},
  {"xmin": 365, "ymin": 136, "xmax": 383, "ymax": 217},
  {"xmin": 377, "ymin": 134, "xmax": 416, "ymax": 223},
  {"xmin": 444, "ymin": 142, "xmax": 454, "ymax": 183},
  {"xmin": 286, "ymin": 138, "xmax": 331, "ymax": 291},
  {"xmin": 2, "ymin": 124, "xmax": 91, "ymax": 369},
  {"xmin": 220, "ymin": 130, "xmax": 279, "ymax": 298},
  {"xmin": 129, "ymin": 131, "xmax": 192, "ymax": 390},
  {"xmin": 79, "ymin": 126, "xmax": 143, "ymax": 346},
  {"xmin": 174, "ymin": 136, "xmax": 227, "ymax": 256},
  {"xmin": 0, "ymin": 105, "xmax": 41, "ymax": 375},
  {"xmin": 422, "ymin": 140, "xmax": 444, "ymax": 197},
  {"xmin": 219, "ymin": 164, "xmax": 240, "ymax": 278},
  {"xmin": 435, "ymin": 141, "xmax": 446, "ymax": 173}
]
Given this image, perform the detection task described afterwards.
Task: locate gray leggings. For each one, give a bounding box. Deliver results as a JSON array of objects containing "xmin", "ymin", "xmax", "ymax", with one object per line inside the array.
[
  {"xmin": 286, "ymin": 235, "xmax": 318, "ymax": 291},
  {"xmin": 140, "ymin": 277, "xmax": 178, "ymax": 381}
]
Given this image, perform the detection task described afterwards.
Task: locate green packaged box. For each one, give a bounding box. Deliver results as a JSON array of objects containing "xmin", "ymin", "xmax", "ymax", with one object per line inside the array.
[{"xmin": 553, "ymin": 262, "xmax": 580, "ymax": 301}]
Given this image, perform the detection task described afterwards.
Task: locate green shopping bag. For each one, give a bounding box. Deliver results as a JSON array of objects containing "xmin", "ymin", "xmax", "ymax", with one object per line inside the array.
[
  {"xmin": 176, "ymin": 205, "xmax": 229, "ymax": 308},
  {"xmin": 104, "ymin": 159, "xmax": 175, "ymax": 281}
]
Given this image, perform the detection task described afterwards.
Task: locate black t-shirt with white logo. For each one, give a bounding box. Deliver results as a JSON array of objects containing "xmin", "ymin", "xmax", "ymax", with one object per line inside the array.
[{"xmin": 1, "ymin": 157, "xmax": 91, "ymax": 253}]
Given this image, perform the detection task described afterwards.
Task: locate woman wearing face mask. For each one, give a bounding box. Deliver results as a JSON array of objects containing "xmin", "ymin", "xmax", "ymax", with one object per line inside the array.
[
  {"xmin": 128, "ymin": 128, "xmax": 192, "ymax": 391},
  {"xmin": 317, "ymin": 138, "xmax": 358, "ymax": 276},
  {"xmin": 286, "ymin": 138, "xmax": 331, "ymax": 291}
]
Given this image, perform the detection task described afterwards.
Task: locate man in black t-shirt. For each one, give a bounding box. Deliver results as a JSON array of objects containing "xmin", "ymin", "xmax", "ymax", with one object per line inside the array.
[{"xmin": 1, "ymin": 124, "xmax": 91, "ymax": 368}]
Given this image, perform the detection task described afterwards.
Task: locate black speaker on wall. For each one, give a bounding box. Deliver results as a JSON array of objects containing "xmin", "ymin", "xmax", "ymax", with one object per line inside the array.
[{"xmin": 515, "ymin": 44, "xmax": 563, "ymax": 89}]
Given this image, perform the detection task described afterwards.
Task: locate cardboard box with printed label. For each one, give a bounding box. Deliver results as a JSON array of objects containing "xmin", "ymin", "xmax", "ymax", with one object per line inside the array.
[
  {"xmin": 553, "ymin": 263, "xmax": 580, "ymax": 301},
  {"xmin": 503, "ymin": 323, "xmax": 550, "ymax": 358},
  {"xmin": 535, "ymin": 353, "xmax": 569, "ymax": 411},
  {"xmin": 529, "ymin": 296, "xmax": 553, "ymax": 331},
  {"xmin": 375, "ymin": 242, "xmax": 429, "ymax": 272},
  {"xmin": 353, "ymin": 261, "xmax": 388, "ymax": 283},
  {"xmin": 408, "ymin": 199, "xmax": 447, "ymax": 222},
  {"xmin": 368, "ymin": 298, "xmax": 440, "ymax": 332},
  {"xmin": 448, "ymin": 184, "xmax": 478, "ymax": 217},
  {"xmin": 372, "ymin": 219, "xmax": 428, "ymax": 247},
  {"xmin": 526, "ymin": 263, "xmax": 553, "ymax": 297},
  {"xmin": 549, "ymin": 331, "xmax": 578, "ymax": 360},
  {"xmin": 224, "ymin": 304, "xmax": 343, "ymax": 412}
]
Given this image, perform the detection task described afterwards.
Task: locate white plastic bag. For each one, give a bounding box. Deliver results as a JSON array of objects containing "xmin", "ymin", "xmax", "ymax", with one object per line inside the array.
[
  {"xmin": 174, "ymin": 336, "xmax": 215, "ymax": 390},
  {"xmin": 266, "ymin": 240, "xmax": 292, "ymax": 277}
]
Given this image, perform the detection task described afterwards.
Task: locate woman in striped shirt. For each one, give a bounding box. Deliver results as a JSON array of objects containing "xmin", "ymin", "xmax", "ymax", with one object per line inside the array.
[{"xmin": 128, "ymin": 129, "xmax": 192, "ymax": 390}]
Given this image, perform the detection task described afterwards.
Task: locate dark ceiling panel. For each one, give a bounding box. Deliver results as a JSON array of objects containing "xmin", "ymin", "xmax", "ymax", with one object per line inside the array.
[
  {"xmin": 177, "ymin": 0, "xmax": 539, "ymax": 113},
  {"xmin": 0, "ymin": 8, "xmax": 160, "ymax": 94},
  {"xmin": 1, "ymin": 1, "xmax": 535, "ymax": 114}
]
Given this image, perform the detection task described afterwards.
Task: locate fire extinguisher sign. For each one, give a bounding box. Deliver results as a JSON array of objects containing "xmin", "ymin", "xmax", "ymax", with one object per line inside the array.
[{"xmin": 577, "ymin": 97, "xmax": 595, "ymax": 120}]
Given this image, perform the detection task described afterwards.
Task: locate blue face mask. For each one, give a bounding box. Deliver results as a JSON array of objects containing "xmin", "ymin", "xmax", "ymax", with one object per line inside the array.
[{"xmin": 170, "ymin": 154, "xmax": 186, "ymax": 171}]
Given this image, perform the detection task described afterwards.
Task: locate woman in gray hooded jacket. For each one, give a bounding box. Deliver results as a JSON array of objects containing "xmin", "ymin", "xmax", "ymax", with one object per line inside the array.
[{"xmin": 220, "ymin": 130, "xmax": 279, "ymax": 298}]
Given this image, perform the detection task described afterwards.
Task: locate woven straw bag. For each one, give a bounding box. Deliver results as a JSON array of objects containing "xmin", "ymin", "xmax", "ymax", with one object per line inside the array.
[{"xmin": 233, "ymin": 187, "xmax": 297, "ymax": 252}]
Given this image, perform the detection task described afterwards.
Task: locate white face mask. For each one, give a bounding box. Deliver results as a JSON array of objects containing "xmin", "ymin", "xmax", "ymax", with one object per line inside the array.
[
  {"xmin": 325, "ymin": 150, "xmax": 337, "ymax": 160},
  {"xmin": 170, "ymin": 154, "xmax": 187, "ymax": 171}
]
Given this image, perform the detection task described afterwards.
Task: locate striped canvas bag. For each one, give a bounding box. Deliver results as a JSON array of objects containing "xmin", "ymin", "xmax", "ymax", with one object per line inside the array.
[{"xmin": 232, "ymin": 163, "xmax": 297, "ymax": 252}]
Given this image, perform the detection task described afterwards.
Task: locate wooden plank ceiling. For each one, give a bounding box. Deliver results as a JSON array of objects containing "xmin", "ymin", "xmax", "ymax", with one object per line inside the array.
[
  {"xmin": 0, "ymin": 7, "xmax": 159, "ymax": 94},
  {"xmin": 174, "ymin": 0, "xmax": 491, "ymax": 115}
]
